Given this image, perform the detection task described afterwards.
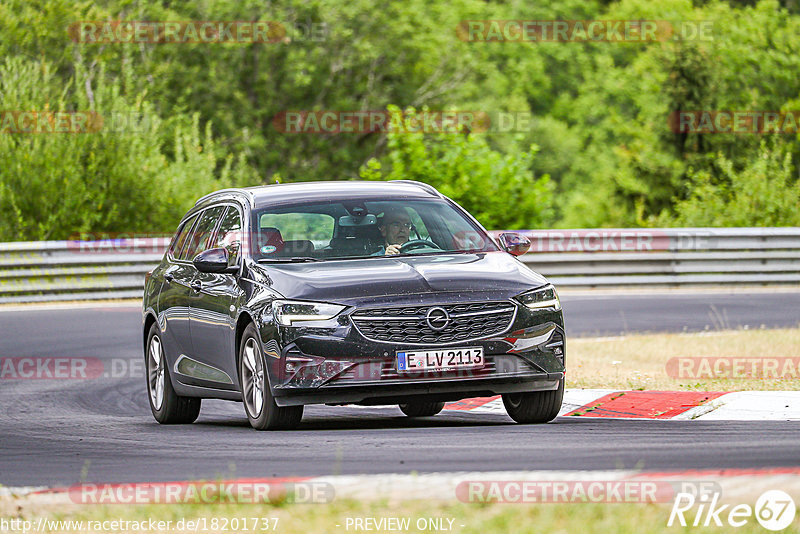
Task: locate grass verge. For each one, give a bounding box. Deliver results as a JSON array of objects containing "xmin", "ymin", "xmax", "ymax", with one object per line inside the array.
[{"xmin": 568, "ymin": 327, "xmax": 800, "ymax": 391}]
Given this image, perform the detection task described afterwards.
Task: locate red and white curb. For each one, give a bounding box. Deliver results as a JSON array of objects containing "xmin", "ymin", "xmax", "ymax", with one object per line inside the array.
[{"xmin": 444, "ymin": 390, "xmax": 800, "ymax": 420}]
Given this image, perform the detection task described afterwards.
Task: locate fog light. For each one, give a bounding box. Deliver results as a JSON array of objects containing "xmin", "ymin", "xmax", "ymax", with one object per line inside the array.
[
  {"xmin": 281, "ymin": 352, "xmax": 355, "ymax": 387},
  {"xmin": 285, "ymin": 355, "xmax": 313, "ymax": 375}
]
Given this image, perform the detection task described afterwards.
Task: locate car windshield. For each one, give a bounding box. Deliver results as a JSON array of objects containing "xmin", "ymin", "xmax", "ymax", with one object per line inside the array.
[{"xmin": 250, "ymin": 197, "xmax": 498, "ymax": 261}]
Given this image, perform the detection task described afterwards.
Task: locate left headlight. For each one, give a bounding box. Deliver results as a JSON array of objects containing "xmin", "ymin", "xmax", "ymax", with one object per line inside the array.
[
  {"xmin": 272, "ymin": 300, "xmax": 346, "ymax": 326},
  {"xmin": 515, "ymin": 284, "xmax": 561, "ymax": 311}
]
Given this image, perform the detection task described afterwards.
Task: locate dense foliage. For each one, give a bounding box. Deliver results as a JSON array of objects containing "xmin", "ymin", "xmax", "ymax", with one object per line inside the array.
[{"xmin": 1, "ymin": 0, "xmax": 799, "ymax": 240}]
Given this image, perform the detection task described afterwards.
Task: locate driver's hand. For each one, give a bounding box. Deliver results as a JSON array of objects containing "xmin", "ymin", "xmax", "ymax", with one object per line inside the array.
[{"xmin": 385, "ymin": 244, "xmax": 401, "ymax": 256}]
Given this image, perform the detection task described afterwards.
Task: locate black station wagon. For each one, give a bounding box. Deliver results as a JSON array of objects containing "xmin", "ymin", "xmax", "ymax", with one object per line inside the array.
[{"xmin": 142, "ymin": 181, "xmax": 565, "ymax": 430}]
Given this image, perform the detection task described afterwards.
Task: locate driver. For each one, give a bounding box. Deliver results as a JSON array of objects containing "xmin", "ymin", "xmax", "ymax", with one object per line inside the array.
[{"xmin": 374, "ymin": 207, "xmax": 413, "ymax": 256}]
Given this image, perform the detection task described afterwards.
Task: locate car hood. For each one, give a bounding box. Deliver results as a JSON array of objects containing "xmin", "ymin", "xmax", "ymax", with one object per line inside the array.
[{"xmin": 251, "ymin": 252, "xmax": 548, "ymax": 306}]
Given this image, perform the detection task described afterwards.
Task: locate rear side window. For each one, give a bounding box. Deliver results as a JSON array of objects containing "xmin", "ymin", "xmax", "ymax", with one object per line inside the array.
[
  {"xmin": 169, "ymin": 214, "xmax": 199, "ymax": 260},
  {"xmin": 181, "ymin": 206, "xmax": 225, "ymax": 261}
]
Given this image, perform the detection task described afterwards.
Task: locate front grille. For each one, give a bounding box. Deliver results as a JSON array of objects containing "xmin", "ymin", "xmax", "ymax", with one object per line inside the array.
[{"xmin": 351, "ymin": 301, "xmax": 516, "ymax": 344}]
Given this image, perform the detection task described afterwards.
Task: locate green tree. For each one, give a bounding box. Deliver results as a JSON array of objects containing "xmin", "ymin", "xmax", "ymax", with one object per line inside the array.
[
  {"xmin": 0, "ymin": 57, "xmax": 253, "ymax": 240},
  {"xmin": 665, "ymin": 141, "xmax": 800, "ymax": 226},
  {"xmin": 3, "ymin": 0, "xmax": 800, "ymax": 236},
  {"xmin": 359, "ymin": 108, "xmax": 553, "ymax": 230}
]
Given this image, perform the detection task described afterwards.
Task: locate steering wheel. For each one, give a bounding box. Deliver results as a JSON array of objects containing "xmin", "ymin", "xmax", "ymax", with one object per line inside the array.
[{"xmin": 399, "ymin": 239, "xmax": 441, "ymax": 253}]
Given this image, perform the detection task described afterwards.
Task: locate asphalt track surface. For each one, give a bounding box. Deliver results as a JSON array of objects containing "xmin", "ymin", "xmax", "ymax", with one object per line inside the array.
[{"xmin": 1, "ymin": 290, "xmax": 799, "ymax": 486}]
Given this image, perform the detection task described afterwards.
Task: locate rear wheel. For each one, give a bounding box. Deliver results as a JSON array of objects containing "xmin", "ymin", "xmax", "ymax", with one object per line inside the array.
[
  {"xmin": 146, "ymin": 323, "xmax": 201, "ymax": 424},
  {"xmin": 502, "ymin": 379, "xmax": 564, "ymax": 424},
  {"xmin": 399, "ymin": 401, "xmax": 446, "ymax": 417},
  {"xmin": 239, "ymin": 323, "xmax": 303, "ymax": 430}
]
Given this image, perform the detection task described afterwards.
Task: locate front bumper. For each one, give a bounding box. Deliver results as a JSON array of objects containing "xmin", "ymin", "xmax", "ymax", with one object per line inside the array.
[
  {"xmin": 266, "ymin": 309, "xmax": 566, "ymax": 406},
  {"xmin": 272, "ymin": 371, "xmax": 563, "ymax": 406}
]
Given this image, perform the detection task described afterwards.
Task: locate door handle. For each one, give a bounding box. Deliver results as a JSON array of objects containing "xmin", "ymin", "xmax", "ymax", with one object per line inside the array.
[{"xmin": 190, "ymin": 280, "xmax": 202, "ymax": 292}]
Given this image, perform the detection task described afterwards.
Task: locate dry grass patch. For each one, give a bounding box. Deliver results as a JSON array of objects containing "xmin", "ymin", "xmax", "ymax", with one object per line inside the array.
[{"xmin": 567, "ymin": 328, "xmax": 800, "ymax": 391}]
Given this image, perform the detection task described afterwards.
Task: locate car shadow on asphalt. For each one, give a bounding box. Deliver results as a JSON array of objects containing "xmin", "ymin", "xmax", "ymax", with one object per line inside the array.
[{"xmin": 186, "ymin": 408, "xmax": 515, "ymax": 431}]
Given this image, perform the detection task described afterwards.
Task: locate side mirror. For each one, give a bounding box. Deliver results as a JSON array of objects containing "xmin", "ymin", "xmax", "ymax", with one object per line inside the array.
[
  {"xmin": 193, "ymin": 247, "xmax": 238, "ymax": 274},
  {"xmin": 498, "ymin": 232, "xmax": 531, "ymax": 257}
]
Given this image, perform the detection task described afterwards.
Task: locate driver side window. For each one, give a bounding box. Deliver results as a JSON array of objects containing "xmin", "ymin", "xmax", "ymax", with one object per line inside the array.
[
  {"xmin": 182, "ymin": 206, "xmax": 225, "ymax": 261},
  {"xmin": 213, "ymin": 206, "xmax": 243, "ymax": 266}
]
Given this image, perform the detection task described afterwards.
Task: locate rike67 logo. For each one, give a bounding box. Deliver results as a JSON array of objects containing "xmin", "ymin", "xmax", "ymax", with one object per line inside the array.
[{"xmin": 669, "ymin": 490, "xmax": 796, "ymax": 530}]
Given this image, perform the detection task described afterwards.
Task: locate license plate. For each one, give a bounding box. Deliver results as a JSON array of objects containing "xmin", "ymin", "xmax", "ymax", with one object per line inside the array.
[{"xmin": 396, "ymin": 347, "xmax": 484, "ymax": 372}]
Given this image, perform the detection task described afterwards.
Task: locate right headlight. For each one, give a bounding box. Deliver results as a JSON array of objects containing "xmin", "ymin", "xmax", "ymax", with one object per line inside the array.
[
  {"xmin": 515, "ymin": 285, "xmax": 561, "ymax": 311},
  {"xmin": 272, "ymin": 300, "xmax": 346, "ymax": 326}
]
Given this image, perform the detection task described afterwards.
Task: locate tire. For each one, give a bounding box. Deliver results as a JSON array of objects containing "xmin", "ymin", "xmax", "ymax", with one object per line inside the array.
[
  {"xmin": 502, "ymin": 379, "xmax": 564, "ymax": 424},
  {"xmin": 399, "ymin": 401, "xmax": 446, "ymax": 417},
  {"xmin": 239, "ymin": 323, "xmax": 303, "ymax": 430},
  {"xmin": 146, "ymin": 323, "xmax": 201, "ymax": 424}
]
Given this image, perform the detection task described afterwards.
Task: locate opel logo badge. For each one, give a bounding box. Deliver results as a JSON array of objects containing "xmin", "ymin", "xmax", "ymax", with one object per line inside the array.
[{"xmin": 425, "ymin": 306, "xmax": 450, "ymax": 331}]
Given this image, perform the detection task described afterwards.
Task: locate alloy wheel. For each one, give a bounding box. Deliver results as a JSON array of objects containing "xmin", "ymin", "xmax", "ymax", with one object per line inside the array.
[
  {"xmin": 242, "ymin": 337, "xmax": 264, "ymax": 417},
  {"xmin": 148, "ymin": 335, "xmax": 165, "ymax": 411}
]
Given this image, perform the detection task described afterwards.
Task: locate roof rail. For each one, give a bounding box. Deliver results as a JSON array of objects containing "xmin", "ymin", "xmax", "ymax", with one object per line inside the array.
[
  {"xmin": 194, "ymin": 188, "xmax": 255, "ymax": 207},
  {"xmin": 388, "ymin": 180, "xmax": 441, "ymax": 197}
]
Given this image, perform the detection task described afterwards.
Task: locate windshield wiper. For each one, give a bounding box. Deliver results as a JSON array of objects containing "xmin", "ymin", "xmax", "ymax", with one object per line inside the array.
[{"xmin": 257, "ymin": 257, "xmax": 320, "ymax": 263}]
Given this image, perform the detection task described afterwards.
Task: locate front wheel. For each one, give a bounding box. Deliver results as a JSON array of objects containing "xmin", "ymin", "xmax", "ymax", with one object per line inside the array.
[
  {"xmin": 146, "ymin": 323, "xmax": 201, "ymax": 424},
  {"xmin": 502, "ymin": 379, "xmax": 564, "ymax": 424},
  {"xmin": 239, "ymin": 323, "xmax": 303, "ymax": 430},
  {"xmin": 399, "ymin": 401, "xmax": 446, "ymax": 417}
]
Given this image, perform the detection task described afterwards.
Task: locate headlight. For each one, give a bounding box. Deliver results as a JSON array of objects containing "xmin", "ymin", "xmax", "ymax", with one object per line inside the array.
[
  {"xmin": 516, "ymin": 285, "xmax": 561, "ymax": 311},
  {"xmin": 272, "ymin": 300, "xmax": 346, "ymax": 326}
]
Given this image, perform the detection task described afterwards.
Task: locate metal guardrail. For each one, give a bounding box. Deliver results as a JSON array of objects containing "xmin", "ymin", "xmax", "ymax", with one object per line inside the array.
[
  {"xmin": 0, "ymin": 239, "xmax": 167, "ymax": 303},
  {"xmin": 500, "ymin": 228, "xmax": 800, "ymax": 289},
  {"xmin": 0, "ymin": 228, "xmax": 798, "ymax": 303}
]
